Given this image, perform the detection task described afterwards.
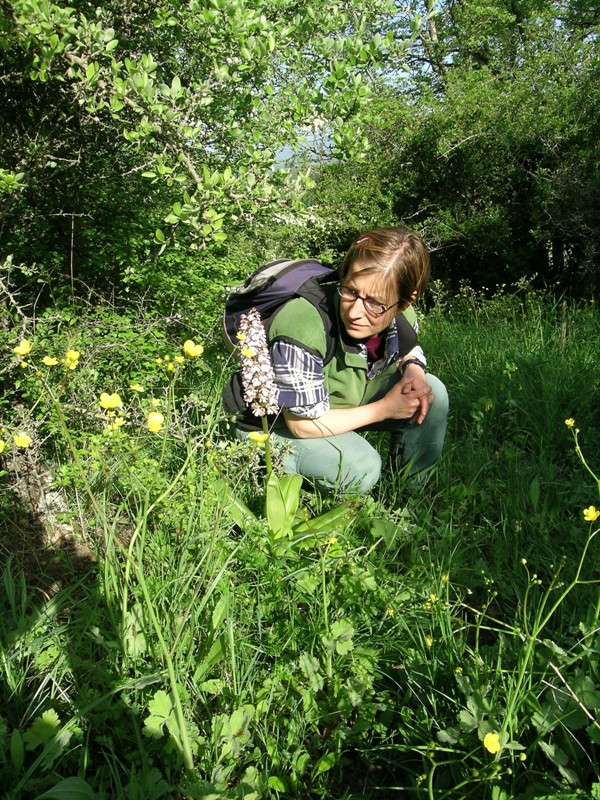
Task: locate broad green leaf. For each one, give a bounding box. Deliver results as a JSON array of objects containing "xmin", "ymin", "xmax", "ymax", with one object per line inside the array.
[
  {"xmin": 268, "ymin": 776, "xmax": 287, "ymax": 792},
  {"xmin": 266, "ymin": 472, "xmax": 302, "ymax": 539},
  {"xmin": 328, "ymin": 619, "xmax": 355, "ymax": 655},
  {"xmin": 211, "ymin": 595, "xmax": 227, "ymax": 631},
  {"xmin": 313, "ymin": 750, "xmax": 338, "ymax": 776},
  {"xmin": 539, "ymin": 740, "xmax": 569, "ymax": 767},
  {"xmin": 23, "ymin": 709, "xmax": 61, "ymax": 750},
  {"xmin": 529, "ymin": 476, "xmax": 540, "ymax": 512},
  {"xmin": 371, "ymin": 516, "xmax": 406, "ymax": 547},
  {"xmin": 293, "ymin": 500, "xmax": 353, "ymax": 537},
  {"xmin": 214, "ymin": 478, "xmax": 258, "ymax": 530},
  {"xmin": 458, "ymin": 708, "xmax": 477, "ymax": 732},
  {"xmin": 35, "ymin": 777, "xmax": 99, "ymax": 800},
  {"xmin": 142, "ymin": 689, "xmax": 173, "ymax": 739},
  {"xmin": 298, "ymin": 652, "xmax": 324, "ymax": 692},
  {"xmin": 437, "ymin": 727, "xmax": 460, "ymax": 744},
  {"xmin": 194, "ymin": 635, "xmax": 226, "ymax": 683},
  {"xmin": 10, "ymin": 728, "xmax": 24, "ymax": 773}
]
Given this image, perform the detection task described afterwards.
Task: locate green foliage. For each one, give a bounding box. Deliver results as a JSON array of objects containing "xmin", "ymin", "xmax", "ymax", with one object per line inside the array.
[
  {"xmin": 308, "ymin": 0, "xmax": 600, "ymax": 294},
  {"xmin": 0, "ymin": 286, "xmax": 599, "ymax": 798},
  {"xmin": 1, "ymin": 0, "xmax": 420, "ymax": 301}
]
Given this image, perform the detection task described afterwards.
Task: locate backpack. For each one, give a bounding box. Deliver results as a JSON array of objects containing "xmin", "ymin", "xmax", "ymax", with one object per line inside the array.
[{"xmin": 221, "ymin": 258, "xmax": 339, "ymax": 418}]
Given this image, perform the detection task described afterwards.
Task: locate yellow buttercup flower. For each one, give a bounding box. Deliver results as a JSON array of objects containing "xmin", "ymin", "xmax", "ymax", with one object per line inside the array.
[
  {"xmin": 174, "ymin": 355, "xmax": 185, "ymax": 364},
  {"xmin": 565, "ymin": 418, "xmax": 575, "ymax": 428},
  {"xmin": 64, "ymin": 349, "xmax": 81, "ymax": 369},
  {"xmin": 483, "ymin": 732, "xmax": 502, "ymax": 754},
  {"xmin": 241, "ymin": 345, "xmax": 256, "ymax": 358},
  {"xmin": 99, "ymin": 392, "xmax": 122, "ymax": 410},
  {"xmin": 147, "ymin": 411, "xmax": 165, "ymax": 433},
  {"xmin": 248, "ymin": 431, "xmax": 268, "ymax": 444},
  {"xmin": 14, "ymin": 340, "xmax": 32, "ymax": 356},
  {"xmin": 42, "ymin": 356, "xmax": 59, "ymax": 366},
  {"xmin": 150, "ymin": 398, "xmax": 161, "ymax": 407},
  {"xmin": 13, "ymin": 432, "xmax": 32, "ymax": 448},
  {"xmin": 105, "ymin": 418, "xmax": 126, "ymax": 433},
  {"xmin": 20, "ymin": 361, "xmax": 28, "ymax": 368},
  {"xmin": 129, "ymin": 383, "xmax": 144, "ymax": 392},
  {"xmin": 583, "ymin": 506, "xmax": 600, "ymax": 522},
  {"xmin": 0, "ymin": 441, "xmax": 5, "ymax": 454},
  {"xmin": 166, "ymin": 362, "xmax": 175, "ymax": 373},
  {"xmin": 236, "ymin": 332, "xmax": 246, "ymax": 341},
  {"xmin": 183, "ymin": 339, "xmax": 204, "ymax": 358}
]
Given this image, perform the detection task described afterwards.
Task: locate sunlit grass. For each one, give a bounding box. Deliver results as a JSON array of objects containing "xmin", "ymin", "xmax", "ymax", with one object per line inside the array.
[{"xmin": 0, "ymin": 284, "xmax": 599, "ymax": 799}]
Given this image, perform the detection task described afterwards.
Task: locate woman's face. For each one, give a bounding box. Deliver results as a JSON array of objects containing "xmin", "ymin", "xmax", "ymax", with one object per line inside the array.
[{"xmin": 339, "ymin": 266, "xmax": 400, "ymax": 340}]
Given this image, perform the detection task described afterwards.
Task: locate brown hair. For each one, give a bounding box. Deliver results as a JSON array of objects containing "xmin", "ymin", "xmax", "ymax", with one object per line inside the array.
[{"xmin": 339, "ymin": 227, "xmax": 430, "ymax": 307}]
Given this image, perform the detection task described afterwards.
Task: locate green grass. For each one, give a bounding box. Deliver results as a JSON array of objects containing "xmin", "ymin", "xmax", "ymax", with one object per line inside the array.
[{"xmin": 0, "ymin": 282, "xmax": 599, "ymax": 799}]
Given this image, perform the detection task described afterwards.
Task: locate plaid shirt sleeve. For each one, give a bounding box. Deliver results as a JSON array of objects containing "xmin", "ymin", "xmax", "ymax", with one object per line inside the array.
[{"xmin": 271, "ymin": 340, "xmax": 330, "ymax": 418}]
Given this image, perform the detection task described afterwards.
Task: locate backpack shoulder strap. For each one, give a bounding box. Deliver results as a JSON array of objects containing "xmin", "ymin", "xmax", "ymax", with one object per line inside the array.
[
  {"xmin": 395, "ymin": 309, "xmax": 419, "ymax": 357},
  {"xmin": 269, "ymin": 276, "xmax": 339, "ymax": 366}
]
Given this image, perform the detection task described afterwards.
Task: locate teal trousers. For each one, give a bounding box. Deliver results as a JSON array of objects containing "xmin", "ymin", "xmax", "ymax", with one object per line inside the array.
[{"xmin": 239, "ymin": 374, "xmax": 448, "ymax": 494}]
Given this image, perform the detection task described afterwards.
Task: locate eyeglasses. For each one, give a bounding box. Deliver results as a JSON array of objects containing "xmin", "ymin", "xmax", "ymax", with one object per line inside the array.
[{"xmin": 336, "ymin": 283, "xmax": 399, "ymax": 318}]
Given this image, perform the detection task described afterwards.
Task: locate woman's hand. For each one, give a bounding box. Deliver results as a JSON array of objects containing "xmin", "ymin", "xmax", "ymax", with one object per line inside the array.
[
  {"xmin": 396, "ymin": 362, "xmax": 434, "ymax": 424},
  {"xmin": 380, "ymin": 372, "xmax": 433, "ymax": 423}
]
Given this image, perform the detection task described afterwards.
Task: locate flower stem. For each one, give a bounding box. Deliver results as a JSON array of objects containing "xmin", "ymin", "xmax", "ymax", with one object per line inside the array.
[{"xmin": 261, "ymin": 416, "xmax": 272, "ymax": 476}]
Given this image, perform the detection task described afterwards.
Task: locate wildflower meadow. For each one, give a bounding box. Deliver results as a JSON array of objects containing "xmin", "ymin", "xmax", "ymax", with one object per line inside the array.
[{"xmin": 0, "ymin": 279, "xmax": 599, "ymax": 800}]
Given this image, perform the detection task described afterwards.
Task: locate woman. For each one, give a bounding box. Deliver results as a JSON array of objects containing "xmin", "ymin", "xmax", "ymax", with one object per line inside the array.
[{"xmin": 243, "ymin": 227, "xmax": 448, "ymax": 493}]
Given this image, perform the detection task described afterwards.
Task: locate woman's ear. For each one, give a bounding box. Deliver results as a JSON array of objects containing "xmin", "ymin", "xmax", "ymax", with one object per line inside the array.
[{"xmin": 398, "ymin": 291, "xmax": 418, "ymax": 311}]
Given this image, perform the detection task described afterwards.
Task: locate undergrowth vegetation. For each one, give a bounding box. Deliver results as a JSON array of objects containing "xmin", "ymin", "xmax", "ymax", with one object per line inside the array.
[{"xmin": 0, "ymin": 276, "xmax": 599, "ymax": 800}]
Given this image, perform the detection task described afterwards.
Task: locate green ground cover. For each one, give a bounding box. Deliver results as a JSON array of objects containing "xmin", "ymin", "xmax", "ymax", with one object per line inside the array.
[{"xmin": 0, "ymin": 281, "xmax": 599, "ymax": 799}]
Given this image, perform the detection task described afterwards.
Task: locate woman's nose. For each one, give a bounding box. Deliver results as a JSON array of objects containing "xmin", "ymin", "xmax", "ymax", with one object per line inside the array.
[{"xmin": 348, "ymin": 295, "xmax": 368, "ymax": 318}]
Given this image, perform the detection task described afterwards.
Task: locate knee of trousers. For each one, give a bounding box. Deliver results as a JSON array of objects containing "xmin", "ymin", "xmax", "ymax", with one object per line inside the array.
[
  {"xmin": 426, "ymin": 374, "xmax": 449, "ymax": 421},
  {"xmin": 338, "ymin": 446, "xmax": 382, "ymax": 493}
]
